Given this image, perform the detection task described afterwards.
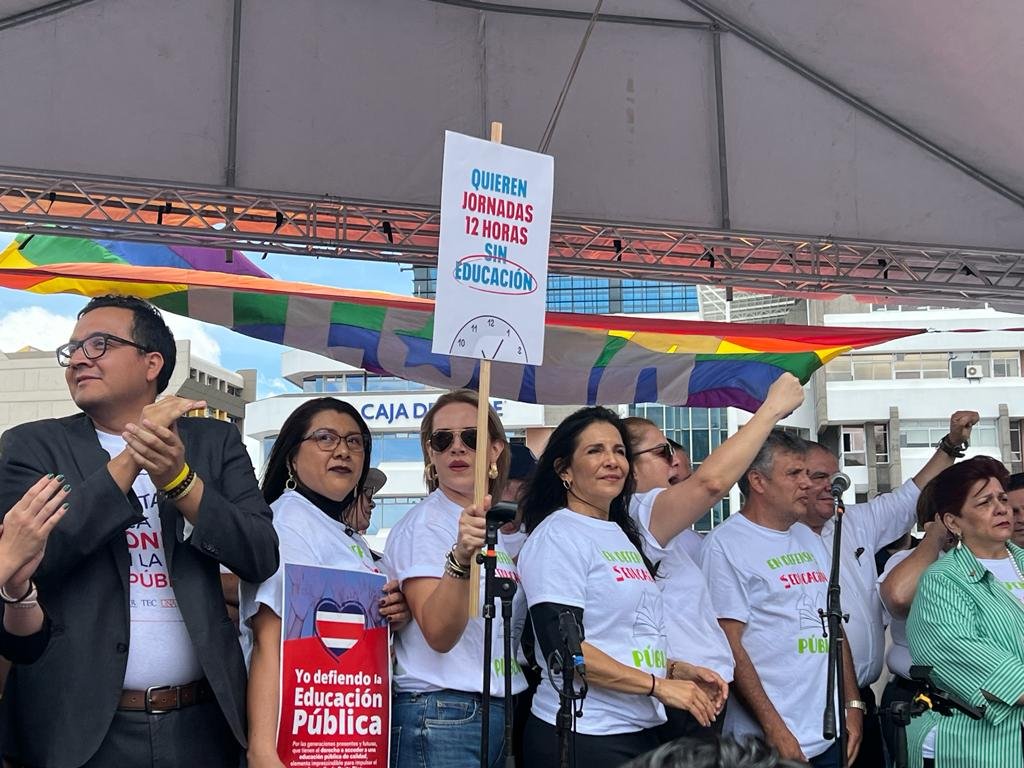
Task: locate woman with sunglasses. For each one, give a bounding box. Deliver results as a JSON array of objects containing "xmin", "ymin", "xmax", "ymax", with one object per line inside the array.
[
  {"xmin": 241, "ymin": 398, "xmax": 409, "ymax": 768},
  {"xmin": 382, "ymin": 390, "xmax": 525, "ymax": 768},
  {"xmin": 517, "ymin": 406, "xmax": 721, "ymax": 767},
  {"xmin": 617, "ymin": 374, "xmax": 805, "ymax": 744}
]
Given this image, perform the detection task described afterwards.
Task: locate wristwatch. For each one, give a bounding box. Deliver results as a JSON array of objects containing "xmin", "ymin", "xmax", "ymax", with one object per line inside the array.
[{"xmin": 845, "ymin": 700, "xmax": 868, "ymax": 713}]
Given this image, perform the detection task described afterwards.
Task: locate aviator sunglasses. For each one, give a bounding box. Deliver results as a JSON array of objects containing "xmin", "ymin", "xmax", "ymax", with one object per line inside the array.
[
  {"xmin": 633, "ymin": 442, "xmax": 675, "ymax": 463},
  {"xmin": 428, "ymin": 428, "xmax": 478, "ymax": 453}
]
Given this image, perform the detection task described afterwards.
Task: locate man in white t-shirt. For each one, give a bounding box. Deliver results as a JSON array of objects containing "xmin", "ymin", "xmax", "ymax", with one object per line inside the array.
[
  {"xmin": 701, "ymin": 430, "xmax": 863, "ymax": 767},
  {"xmin": 0, "ymin": 295, "xmax": 278, "ymax": 768},
  {"xmin": 795, "ymin": 411, "xmax": 978, "ymax": 768}
]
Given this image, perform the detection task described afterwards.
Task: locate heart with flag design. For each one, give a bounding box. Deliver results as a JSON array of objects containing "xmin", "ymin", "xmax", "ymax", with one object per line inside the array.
[{"xmin": 314, "ymin": 598, "xmax": 367, "ymax": 660}]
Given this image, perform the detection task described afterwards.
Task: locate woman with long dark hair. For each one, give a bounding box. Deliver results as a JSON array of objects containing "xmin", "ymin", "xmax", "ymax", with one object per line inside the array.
[
  {"xmin": 382, "ymin": 389, "xmax": 526, "ymax": 768},
  {"xmin": 517, "ymin": 406, "xmax": 718, "ymax": 767},
  {"xmin": 241, "ymin": 398, "xmax": 408, "ymax": 768},
  {"xmin": 905, "ymin": 456, "xmax": 1024, "ymax": 767}
]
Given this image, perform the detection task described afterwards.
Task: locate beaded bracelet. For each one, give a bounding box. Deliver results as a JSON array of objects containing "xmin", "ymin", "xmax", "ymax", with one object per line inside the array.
[
  {"xmin": 444, "ymin": 546, "xmax": 471, "ymax": 579},
  {"xmin": 164, "ymin": 469, "xmax": 197, "ymax": 501}
]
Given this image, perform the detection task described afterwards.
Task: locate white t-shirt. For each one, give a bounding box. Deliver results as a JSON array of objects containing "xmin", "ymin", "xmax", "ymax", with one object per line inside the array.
[
  {"xmin": 518, "ymin": 508, "xmax": 667, "ymax": 735},
  {"xmin": 979, "ymin": 556, "xmax": 1024, "ymax": 604},
  {"xmin": 96, "ymin": 431, "xmax": 203, "ymax": 689},
  {"xmin": 501, "ymin": 527, "xmax": 528, "ymax": 561},
  {"xmin": 877, "ymin": 547, "xmax": 916, "ymax": 680},
  {"xmin": 817, "ymin": 479, "xmax": 919, "ymax": 687},
  {"xmin": 381, "ymin": 489, "xmax": 527, "ymax": 697},
  {"xmin": 675, "ymin": 529, "xmax": 705, "ymax": 563},
  {"xmin": 630, "ymin": 489, "xmax": 734, "ymax": 681},
  {"xmin": 701, "ymin": 514, "xmax": 835, "ymax": 759},
  {"xmin": 239, "ymin": 490, "xmax": 381, "ymax": 665}
]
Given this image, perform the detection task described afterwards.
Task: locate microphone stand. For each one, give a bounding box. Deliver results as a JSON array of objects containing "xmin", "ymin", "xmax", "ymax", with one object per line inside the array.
[
  {"xmin": 478, "ymin": 517, "xmax": 518, "ymax": 768},
  {"xmin": 819, "ymin": 491, "xmax": 849, "ymax": 766},
  {"xmin": 549, "ymin": 626, "xmax": 586, "ymax": 768}
]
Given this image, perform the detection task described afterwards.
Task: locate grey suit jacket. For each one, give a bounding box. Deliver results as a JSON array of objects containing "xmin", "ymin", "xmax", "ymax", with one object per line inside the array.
[{"xmin": 0, "ymin": 413, "xmax": 279, "ymax": 768}]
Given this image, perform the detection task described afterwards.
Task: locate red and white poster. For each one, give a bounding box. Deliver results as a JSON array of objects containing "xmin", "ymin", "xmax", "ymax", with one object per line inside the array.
[{"xmin": 278, "ymin": 564, "xmax": 390, "ymax": 767}]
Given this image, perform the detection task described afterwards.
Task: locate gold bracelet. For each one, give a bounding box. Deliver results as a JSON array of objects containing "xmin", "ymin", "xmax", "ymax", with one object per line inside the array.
[{"xmin": 160, "ymin": 463, "xmax": 191, "ymax": 492}]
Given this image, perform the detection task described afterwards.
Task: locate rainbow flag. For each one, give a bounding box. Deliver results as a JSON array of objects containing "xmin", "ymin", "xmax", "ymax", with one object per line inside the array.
[{"xmin": 0, "ymin": 235, "xmax": 921, "ymax": 411}]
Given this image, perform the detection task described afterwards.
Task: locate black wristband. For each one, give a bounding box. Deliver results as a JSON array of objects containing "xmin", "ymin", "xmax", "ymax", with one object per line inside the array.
[{"xmin": 937, "ymin": 434, "xmax": 967, "ymax": 459}]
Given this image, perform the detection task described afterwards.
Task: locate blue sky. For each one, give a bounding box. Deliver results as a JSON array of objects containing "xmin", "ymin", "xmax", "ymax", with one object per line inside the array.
[{"xmin": 0, "ymin": 246, "xmax": 413, "ymax": 398}]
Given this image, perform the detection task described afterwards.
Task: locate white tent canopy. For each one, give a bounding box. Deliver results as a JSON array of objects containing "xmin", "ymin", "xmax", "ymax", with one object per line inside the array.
[{"xmin": 2, "ymin": 0, "xmax": 1022, "ymax": 307}]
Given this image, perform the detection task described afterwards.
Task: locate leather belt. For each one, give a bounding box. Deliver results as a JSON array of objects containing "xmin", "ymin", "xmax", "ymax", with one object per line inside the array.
[{"xmin": 118, "ymin": 679, "xmax": 212, "ymax": 713}]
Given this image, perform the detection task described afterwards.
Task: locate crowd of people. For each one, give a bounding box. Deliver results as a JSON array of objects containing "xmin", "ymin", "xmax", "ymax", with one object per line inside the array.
[{"xmin": 0, "ymin": 294, "xmax": 1020, "ymax": 768}]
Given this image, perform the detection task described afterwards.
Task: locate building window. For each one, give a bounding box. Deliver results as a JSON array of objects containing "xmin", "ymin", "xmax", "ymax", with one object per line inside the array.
[
  {"xmin": 1010, "ymin": 421, "xmax": 1023, "ymax": 474},
  {"xmin": 371, "ymin": 496, "xmax": 427, "ymax": 535},
  {"xmin": 894, "ymin": 353, "xmax": 948, "ymax": 380},
  {"xmin": 373, "ymin": 433, "xmax": 424, "ymax": 463},
  {"xmin": 851, "ymin": 354, "xmax": 893, "ymax": 380},
  {"xmin": 842, "ymin": 427, "xmax": 866, "ymax": 467},
  {"xmin": 901, "ymin": 419, "xmax": 998, "ymax": 449},
  {"xmin": 873, "ymin": 424, "xmax": 890, "ymax": 464}
]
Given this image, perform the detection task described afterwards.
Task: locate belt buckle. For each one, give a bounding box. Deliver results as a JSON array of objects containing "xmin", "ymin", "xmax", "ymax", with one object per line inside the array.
[{"xmin": 144, "ymin": 684, "xmax": 180, "ymax": 714}]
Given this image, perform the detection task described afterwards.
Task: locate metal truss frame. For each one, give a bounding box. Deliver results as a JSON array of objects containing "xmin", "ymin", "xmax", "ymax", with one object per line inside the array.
[{"xmin": 2, "ymin": 166, "xmax": 1024, "ymax": 308}]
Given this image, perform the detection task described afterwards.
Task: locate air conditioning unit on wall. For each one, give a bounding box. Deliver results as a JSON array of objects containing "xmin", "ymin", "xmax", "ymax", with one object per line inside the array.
[{"xmin": 965, "ymin": 364, "xmax": 984, "ymax": 379}]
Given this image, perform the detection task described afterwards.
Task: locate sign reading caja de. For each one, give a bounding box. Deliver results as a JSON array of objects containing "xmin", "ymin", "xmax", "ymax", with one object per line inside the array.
[{"xmin": 432, "ymin": 131, "xmax": 553, "ymax": 365}]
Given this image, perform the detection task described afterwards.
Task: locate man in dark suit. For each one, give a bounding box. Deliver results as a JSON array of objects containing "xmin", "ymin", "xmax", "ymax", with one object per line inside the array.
[{"xmin": 0, "ymin": 295, "xmax": 279, "ymax": 768}]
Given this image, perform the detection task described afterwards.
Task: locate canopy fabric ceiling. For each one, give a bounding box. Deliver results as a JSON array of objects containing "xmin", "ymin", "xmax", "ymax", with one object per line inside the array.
[{"xmin": 0, "ymin": 0, "xmax": 1022, "ymax": 308}]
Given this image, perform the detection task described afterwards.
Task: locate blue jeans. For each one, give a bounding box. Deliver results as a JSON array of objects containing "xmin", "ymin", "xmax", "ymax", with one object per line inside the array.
[{"xmin": 391, "ymin": 689, "xmax": 506, "ymax": 768}]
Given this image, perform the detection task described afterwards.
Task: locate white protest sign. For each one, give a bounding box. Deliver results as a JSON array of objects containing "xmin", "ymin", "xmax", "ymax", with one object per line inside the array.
[{"xmin": 432, "ymin": 130, "xmax": 553, "ymax": 365}]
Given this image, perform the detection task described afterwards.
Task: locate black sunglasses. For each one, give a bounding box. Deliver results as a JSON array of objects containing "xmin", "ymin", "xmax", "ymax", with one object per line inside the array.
[
  {"xmin": 56, "ymin": 332, "xmax": 152, "ymax": 367},
  {"xmin": 634, "ymin": 442, "xmax": 675, "ymax": 463},
  {"xmin": 429, "ymin": 428, "xmax": 478, "ymax": 453}
]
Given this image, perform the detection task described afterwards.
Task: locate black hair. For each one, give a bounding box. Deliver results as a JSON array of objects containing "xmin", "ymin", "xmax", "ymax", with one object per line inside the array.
[
  {"xmin": 261, "ymin": 398, "xmax": 372, "ymax": 516},
  {"xmin": 623, "ymin": 735, "xmax": 807, "ymax": 768},
  {"xmin": 78, "ymin": 294, "xmax": 177, "ymax": 393},
  {"xmin": 1008, "ymin": 472, "xmax": 1024, "ymax": 493},
  {"xmin": 917, "ymin": 455, "xmax": 1009, "ymax": 528},
  {"xmin": 737, "ymin": 429, "xmax": 810, "ymax": 498},
  {"xmin": 521, "ymin": 406, "xmax": 657, "ymax": 577}
]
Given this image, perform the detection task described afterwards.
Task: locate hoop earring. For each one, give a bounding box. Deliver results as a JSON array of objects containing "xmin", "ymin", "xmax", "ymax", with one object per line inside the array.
[
  {"xmin": 562, "ymin": 477, "xmax": 571, "ymax": 490},
  {"xmin": 488, "ymin": 462, "xmax": 499, "ymax": 480},
  {"xmin": 285, "ymin": 466, "xmax": 297, "ymax": 491},
  {"xmin": 424, "ymin": 463, "xmax": 438, "ymax": 486}
]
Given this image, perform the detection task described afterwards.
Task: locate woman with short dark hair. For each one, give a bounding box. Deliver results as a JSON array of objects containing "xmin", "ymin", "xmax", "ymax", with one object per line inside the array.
[
  {"xmin": 242, "ymin": 397, "xmax": 408, "ymax": 768},
  {"xmin": 905, "ymin": 456, "xmax": 1024, "ymax": 767}
]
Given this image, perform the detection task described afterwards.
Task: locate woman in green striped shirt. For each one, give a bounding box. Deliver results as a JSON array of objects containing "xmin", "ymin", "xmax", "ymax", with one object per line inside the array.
[{"xmin": 906, "ymin": 456, "xmax": 1024, "ymax": 768}]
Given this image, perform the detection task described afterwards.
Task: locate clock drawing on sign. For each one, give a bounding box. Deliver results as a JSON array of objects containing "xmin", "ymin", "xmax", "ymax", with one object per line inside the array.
[{"xmin": 451, "ymin": 315, "xmax": 529, "ymax": 363}]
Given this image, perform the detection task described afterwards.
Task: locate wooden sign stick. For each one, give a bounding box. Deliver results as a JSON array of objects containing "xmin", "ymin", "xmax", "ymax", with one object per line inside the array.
[{"xmin": 468, "ymin": 120, "xmax": 503, "ymax": 615}]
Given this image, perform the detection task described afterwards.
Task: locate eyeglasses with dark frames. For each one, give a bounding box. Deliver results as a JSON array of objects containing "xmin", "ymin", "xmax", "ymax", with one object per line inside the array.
[
  {"xmin": 428, "ymin": 428, "xmax": 478, "ymax": 453},
  {"xmin": 633, "ymin": 442, "xmax": 675, "ymax": 463},
  {"xmin": 301, "ymin": 429, "xmax": 367, "ymax": 453},
  {"xmin": 56, "ymin": 333, "xmax": 153, "ymax": 367}
]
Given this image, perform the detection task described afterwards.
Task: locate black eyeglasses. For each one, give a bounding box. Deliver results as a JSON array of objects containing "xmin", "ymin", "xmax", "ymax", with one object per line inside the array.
[
  {"xmin": 56, "ymin": 333, "xmax": 152, "ymax": 367},
  {"xmin": 634, "ymin": 442, "xmax": 675, "ymax": 463},
  {"xmin": 428, "ymin": 428, "xmax": 478, "ymax": 453},
  {"xmin": 301, "ymin": 429, "xmax": 367, "ymax": 453}
]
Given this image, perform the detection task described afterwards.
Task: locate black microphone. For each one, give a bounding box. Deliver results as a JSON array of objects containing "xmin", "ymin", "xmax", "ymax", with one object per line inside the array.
[
  {"xmin": 829, "ymin": 471, "xmax": 851, "ymax": 499},
  {"xmin": 558, "ymin": 611, "xmax": 586, "ymax": 677}
]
